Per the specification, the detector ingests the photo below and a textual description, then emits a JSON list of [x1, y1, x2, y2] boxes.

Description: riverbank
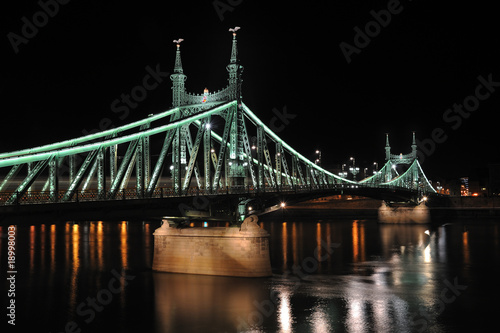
[[261, 195, 500, 220]]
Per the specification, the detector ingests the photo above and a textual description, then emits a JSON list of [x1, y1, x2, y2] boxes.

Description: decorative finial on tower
[[172, 38, 184, 74], [229, 26, 240, 34], [173, 38, 184, 47], [385, 133, 391, 161], [228, 27, 240, 64], [171, 38, 187, 107], [411, 131, 417, 158], [226, 26, 243, 101]]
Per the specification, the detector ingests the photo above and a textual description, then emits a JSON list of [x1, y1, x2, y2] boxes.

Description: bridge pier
[[152, 215, 272, 277], [378, 202, 430, 224]]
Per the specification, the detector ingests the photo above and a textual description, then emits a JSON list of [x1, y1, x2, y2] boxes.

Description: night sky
[[1, 0, 499, 181]]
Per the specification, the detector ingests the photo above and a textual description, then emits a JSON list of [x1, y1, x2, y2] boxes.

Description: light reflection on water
[[0, 219, 499, 332]]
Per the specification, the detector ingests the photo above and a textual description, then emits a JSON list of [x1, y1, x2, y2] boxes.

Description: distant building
[[460, 177, 469, 196], [489, 164, 500, 196]]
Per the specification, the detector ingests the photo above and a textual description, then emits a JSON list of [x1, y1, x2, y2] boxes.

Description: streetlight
[[339, 164, 348, 178], [373, 162, 378, 175], [349, 157, 359, 180], [315, 149, 321, 166]]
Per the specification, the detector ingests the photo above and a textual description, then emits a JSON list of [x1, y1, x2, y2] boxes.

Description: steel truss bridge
[[0, 30, 436, 222]]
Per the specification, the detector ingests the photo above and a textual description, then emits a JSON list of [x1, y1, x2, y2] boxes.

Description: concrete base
[[378, 202, 430, 224], [152, 215, 272, 277]]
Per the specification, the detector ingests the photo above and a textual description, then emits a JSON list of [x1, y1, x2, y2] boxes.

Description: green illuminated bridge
[[0, 30, 436, 222]]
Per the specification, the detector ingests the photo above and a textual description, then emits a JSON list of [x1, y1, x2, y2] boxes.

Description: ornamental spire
[[385, 133, 391, 161], [228, 27, 240, 63], [173, 38, 184, 73], [171, 38, 186, 107], [411, 131, 417, 158], [227, 27, 243, 101]]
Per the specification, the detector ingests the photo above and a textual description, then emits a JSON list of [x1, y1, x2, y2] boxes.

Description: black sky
[[1, 0, 499, 181]]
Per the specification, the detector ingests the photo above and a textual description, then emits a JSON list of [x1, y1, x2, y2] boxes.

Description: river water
[[1, 217, 499, 332]]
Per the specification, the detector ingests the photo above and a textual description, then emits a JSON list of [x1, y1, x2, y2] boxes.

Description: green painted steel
[[0, 29, 436, 208]]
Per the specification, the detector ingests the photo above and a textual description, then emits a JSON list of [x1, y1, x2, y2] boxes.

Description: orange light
[[472, 193, 479, 197]]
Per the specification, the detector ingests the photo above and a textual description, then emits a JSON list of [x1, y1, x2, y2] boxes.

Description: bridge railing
[[0, 182, 425, 206]]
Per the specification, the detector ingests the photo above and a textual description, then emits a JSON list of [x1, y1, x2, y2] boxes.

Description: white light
[[248, 206, 252, 211], [280, 202, 286, 208], [169, 165, 174, 170], [205, 123, 211, 129]]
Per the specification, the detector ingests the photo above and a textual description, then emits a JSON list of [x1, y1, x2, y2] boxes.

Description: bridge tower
[[171, 40, 187, 107], [170, 40, 188, 193], [226, 28, 246, 187], [380, 132, 419, 184]]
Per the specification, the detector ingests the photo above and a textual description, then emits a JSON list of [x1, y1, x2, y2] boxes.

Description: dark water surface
[[1, 218, 499, 332]]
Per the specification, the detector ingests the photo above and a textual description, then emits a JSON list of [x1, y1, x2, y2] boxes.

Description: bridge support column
[[152, 215, 271, 277], [378, 202, 430, 224], [49, 157, 58, 202]]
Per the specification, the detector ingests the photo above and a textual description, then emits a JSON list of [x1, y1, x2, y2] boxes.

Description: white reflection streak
[[312, 305, 331, 333], [373, 299, 389, 332], [278, 290, 292, 333], [347, 298, 365, 333], [423, 244, 431, 263]]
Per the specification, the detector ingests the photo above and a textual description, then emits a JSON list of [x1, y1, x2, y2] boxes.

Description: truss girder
[[6, 157, 52, 204], [0, 100, 435, 206]]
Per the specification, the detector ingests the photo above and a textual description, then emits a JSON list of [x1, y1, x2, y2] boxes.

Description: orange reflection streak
[[30, 225, 36, 274], [352, 220, 366, 262], [352, 221, 359, 262], [65, 223, 70, 273], [50, 224, 56, 274], [144, 223, 151, 267], [292, 222, 298, 265], [463, 231, 470, 264], [97, 221, 104, 269], [89, 222, 96, 269], [316, 223, 322, 271], [282, 222, 287, 270], [120, 221, 128, 269], [69, 223, 80, 311], [40, 224, 46, 273]]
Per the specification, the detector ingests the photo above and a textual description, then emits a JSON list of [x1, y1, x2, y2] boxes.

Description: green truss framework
[[0, 29, 435, 206]]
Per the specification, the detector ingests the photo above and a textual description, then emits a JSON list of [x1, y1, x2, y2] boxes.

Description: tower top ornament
[[173, 38, 184, 47], [229, 27, 240, 35]]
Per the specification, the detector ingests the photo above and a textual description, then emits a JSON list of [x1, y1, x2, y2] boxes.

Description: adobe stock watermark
[[49, 63, 170, 189], [339, 0, 409, 64], [249, 105, 296, 149], [212, 0, 243, 21], [410, 276, 467, 332], [7, 0, 72, 54], [236, 240, 341, 332], [417, 73, 499, 164], [82, 64, 170, 137], [50, 269, 135, 333], [269, 105, 296, 134]]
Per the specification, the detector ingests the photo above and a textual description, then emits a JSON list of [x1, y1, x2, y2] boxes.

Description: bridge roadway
[[0, 183, 429, 223]]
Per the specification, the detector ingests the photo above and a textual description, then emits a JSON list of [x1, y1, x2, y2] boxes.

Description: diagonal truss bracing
[[0, 100, 434, 206]]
